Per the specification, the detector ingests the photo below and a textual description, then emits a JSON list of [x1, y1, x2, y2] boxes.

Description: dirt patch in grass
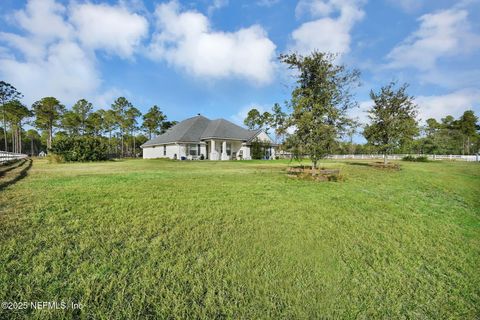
[[287, 166, 344, 181], [369, 162, 401, 170]]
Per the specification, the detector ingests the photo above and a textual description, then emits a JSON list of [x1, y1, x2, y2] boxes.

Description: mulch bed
[[287, 166, 343, 182], [369, 162, 401, 170]]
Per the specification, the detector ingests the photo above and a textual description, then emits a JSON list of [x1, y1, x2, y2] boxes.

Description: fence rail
[[0, 151, 28, 163], [325, 154, 480, 162]]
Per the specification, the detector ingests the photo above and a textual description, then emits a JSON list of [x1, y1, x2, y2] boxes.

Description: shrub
[[46, 154, 64, 163], [250, 139, 271, 160], [402, 155, 429, 162], [50, 136, 109, 162], [415, 156, 429, 162]]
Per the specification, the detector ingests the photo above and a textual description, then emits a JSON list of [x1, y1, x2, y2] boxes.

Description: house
[[141, 114, 276, 160]]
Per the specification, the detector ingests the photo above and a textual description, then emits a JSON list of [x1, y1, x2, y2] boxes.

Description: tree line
[[0, 81, 176, 157], [243, 52, 479, 167]]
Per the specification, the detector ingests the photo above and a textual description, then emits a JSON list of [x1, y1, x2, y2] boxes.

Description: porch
[[206, 140, 250, 160]]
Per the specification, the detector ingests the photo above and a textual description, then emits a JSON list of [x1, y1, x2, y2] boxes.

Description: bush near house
[[50, 136, 109, 162], [250, 138, 271, 159]]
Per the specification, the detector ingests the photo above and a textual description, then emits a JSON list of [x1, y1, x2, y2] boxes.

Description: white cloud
[[0, 41, 100, 106], [207, 0, 229, 15], [416, 89, 480, 121], [0, 0, 148, 106], [231, 104, 268, 125], [290, 0, 365, 55], [386, 8, 480, 70], [70, 2, 148, 58], [12, 0, 73, 42], [348, 99, 371, 125], [256, 0, 280, 7], [386, 0, 421, 13], [148, 1, 277, 84]]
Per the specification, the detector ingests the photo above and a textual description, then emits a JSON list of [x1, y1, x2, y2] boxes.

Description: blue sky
[[0, 0, 479, 129]]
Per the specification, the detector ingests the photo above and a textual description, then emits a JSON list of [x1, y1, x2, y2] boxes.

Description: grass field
[[0, 158, 479, 319]]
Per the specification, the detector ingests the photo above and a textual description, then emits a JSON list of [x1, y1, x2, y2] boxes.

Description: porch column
[[210, 140, 218, 160], [221, 141, 228, 160]]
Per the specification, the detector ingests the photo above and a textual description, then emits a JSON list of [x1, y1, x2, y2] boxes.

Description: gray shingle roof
[[141, 115, 259, 147]]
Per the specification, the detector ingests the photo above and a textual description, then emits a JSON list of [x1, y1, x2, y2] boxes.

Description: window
[[163, 145, 166, 156], [187, 144, 198, 156], [226, 143, 231, 156]]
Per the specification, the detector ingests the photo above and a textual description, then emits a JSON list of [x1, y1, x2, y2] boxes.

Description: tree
[[99, 109, 117, 154], [61, 111, 81, 136], [457, 110, 479, 155], [111, 97, 133, 157], [142, 105, 165, 139], [345, 118, 360, 154], [280, 51, 360, 172], [86, 110, 104, 137], [270, 103, 287, 144], [72, 99, 93, 135], [4, 100, 32, 153], [363, 82, 419, 164], [26, 129, 41, 156], [161, 120, 177, 133], [0, 81, 23, 151], [32, 97, 65, 150], [125, 106, 141, 157], [244, 108, 263, 130], [261, 111, 273, 134]]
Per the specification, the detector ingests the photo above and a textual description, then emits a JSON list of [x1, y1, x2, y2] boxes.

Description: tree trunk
[[48, 126, 52, 150], [467, 136, 470, 155], [31, 138, 34, 156], [312, 159, 317, 176], [121, 133, 124, 158], [19, 127, 22, 154], [12, 126, 17, 153], [2, 110, 7, 152], [133, 130, 136, 158], [383, 153, 387, 164]]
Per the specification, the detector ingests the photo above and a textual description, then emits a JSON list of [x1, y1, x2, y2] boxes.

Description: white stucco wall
[[142, 144, 181, 159], [240, 144, 251, 160], [142, 134, 275, 160]]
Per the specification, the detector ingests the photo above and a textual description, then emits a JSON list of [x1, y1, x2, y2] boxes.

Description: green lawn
[[1, 158, 479, 319]]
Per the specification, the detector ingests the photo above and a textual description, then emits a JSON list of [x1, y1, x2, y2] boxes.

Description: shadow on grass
[[0, 159, 32, 192], [345, 162, 371, 167], [0, 159, 26, 178]]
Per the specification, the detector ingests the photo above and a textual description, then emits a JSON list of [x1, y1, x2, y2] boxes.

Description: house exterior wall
[[142, 144, 181, 159], [255, 131, 273, 143], [142, 133, 275, 160], [247, 132, 276, 159]]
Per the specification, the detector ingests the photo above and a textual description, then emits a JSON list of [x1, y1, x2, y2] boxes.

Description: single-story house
[[141, 114, 276, 160]]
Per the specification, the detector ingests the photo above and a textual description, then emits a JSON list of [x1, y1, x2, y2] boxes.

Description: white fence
[[326, 154, 480, 162], [0, 151, 28, 163]]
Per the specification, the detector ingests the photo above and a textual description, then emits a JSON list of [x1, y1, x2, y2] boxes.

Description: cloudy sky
[[0, 0, 479, 127]]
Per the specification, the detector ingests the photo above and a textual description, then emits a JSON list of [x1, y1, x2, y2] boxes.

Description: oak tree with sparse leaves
[[280, 51, 360, 173], [363, 82, 419, 163]]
